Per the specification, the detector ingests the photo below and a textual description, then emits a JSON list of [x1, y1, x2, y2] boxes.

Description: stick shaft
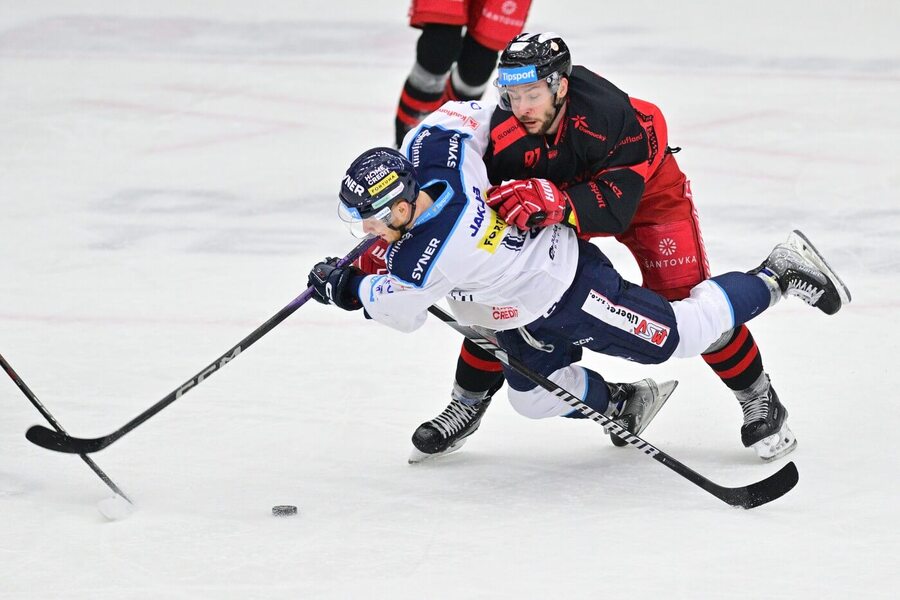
[[1, 352, 132, 501]]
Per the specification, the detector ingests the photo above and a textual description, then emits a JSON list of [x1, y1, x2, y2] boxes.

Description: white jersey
[[358, 101, 579, 333]]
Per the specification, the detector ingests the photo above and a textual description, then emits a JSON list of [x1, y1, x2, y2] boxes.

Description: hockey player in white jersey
[[307, 101, 850, 458]]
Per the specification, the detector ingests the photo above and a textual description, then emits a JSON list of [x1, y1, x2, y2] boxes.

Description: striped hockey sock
[[702, 324, 765, 391]]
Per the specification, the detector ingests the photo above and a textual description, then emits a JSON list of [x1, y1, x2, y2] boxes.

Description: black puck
[[272, 505, 298, 517]]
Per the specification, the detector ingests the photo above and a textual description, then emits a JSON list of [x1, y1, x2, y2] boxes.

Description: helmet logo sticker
[[367, 171, 398, 196], [497, 65, 538, 86], [342, 174, 365, 197]]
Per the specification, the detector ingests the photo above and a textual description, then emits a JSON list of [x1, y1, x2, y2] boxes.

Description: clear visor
[[338, 201, 393, 239], [493, 73, 559, 111]]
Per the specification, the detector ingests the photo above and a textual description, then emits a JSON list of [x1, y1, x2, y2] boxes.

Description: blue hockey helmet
[[338, 147, 419, 224]]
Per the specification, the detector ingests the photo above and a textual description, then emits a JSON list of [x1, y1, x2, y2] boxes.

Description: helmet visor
[[338, 201, 393, 239], [494, 67, 561, 111], [494, 77, 556, 112]]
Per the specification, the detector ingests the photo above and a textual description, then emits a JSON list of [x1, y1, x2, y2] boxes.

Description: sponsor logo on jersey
[[588, 181, 607, 208], [603, 179, 623, 199], [449, 290, 474, 302], [548, 225, 560, 260], [492, 306, 519, 320], [469, 190, 486, 237], [411, 237, 441, 281], [491, 115, 527, 154], [581, 289, 671, 347], [367, 171, 398, 197], [497, 65, 538, 86], [436, 106, 480, 130], [573, 337, 594, 346], [570, 115, 608, 142], [410, 128, 430, 167], [477, 211, 508, 253], [447, 132, 461, 168], [386, 233, 411, 273], [613, 133, 644, 150]]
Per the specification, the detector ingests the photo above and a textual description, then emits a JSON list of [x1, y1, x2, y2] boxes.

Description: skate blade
[[610, 379, 678, 447], [751, 422, 798, 462], [787, 230, 852, 306], [407, 437, 468, 464]]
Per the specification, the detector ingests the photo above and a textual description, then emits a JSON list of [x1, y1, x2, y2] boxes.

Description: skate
[[786, 229, 852, 307], [754, 229, 850, 315], [408, 397, 493, 464], [738, 375, 797, 461], [607, 379, 679, 447]]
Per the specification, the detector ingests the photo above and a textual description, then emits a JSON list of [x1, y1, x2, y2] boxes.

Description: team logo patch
[[581, 289, 671, 347]]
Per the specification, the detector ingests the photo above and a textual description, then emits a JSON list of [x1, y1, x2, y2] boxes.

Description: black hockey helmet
[[496, 32, 572, 87], [495, 32, 572, 111], [338, 147, 419, 235]]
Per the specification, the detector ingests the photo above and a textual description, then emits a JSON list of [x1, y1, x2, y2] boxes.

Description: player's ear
[[557, 77, 569, 100]]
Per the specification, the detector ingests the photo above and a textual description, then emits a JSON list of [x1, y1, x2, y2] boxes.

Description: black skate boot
[[738, 374, 796, 461], [753, 230, 851, 315], [607, 379, 679, 447], [408, 383, 498, 463]]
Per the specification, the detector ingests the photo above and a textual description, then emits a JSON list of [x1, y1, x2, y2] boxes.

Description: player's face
[[507, 82, 557, 135], [362, 204, 404, 243]]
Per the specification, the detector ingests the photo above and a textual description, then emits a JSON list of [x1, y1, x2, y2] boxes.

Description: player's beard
[[522, 103, 561, 136]]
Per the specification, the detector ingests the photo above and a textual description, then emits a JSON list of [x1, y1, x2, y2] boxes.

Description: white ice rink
[[2, 1, 898, 598]]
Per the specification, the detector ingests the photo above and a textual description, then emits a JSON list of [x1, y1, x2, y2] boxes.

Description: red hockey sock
[[701, 324, 765, 391], [455, 338, 504, 396]]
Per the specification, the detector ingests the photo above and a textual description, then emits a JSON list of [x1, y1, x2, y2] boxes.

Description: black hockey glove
[[307, 258, 363, 311]]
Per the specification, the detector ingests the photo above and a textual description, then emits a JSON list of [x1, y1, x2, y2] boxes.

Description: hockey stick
[[25, 237, 377, 455], [426, 305, 798, 509], [1, 352, 132, 502]]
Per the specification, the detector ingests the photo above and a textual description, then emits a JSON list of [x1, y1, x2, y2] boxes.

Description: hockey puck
[[272, 505, 298, 517]]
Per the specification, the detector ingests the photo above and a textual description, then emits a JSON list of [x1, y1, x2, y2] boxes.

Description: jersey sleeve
[[357, 270, 455, 333], [563, 103, 651, 236]]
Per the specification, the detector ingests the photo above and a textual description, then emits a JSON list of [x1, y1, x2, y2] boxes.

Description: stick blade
[[26, 425, 107, 454], [721, 461, 799, 509]]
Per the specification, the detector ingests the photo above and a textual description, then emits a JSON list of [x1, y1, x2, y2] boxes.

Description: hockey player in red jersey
[[402, 32, 805, 463], [394, 0, 532, 148]]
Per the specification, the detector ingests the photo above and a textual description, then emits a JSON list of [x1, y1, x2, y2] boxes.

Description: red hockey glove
[[353, 237, 389, 274], [486, 178, 568, 229]]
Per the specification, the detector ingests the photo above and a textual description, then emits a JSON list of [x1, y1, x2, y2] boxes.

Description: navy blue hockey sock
[[710, 272, 771, 326]]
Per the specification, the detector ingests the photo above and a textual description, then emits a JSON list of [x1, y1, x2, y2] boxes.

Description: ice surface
[[1, 1, 898, 598]]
